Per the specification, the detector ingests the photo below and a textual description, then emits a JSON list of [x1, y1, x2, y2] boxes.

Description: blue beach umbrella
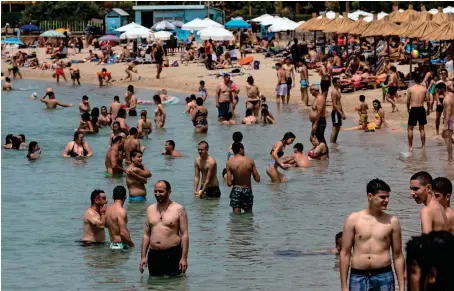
[[20, 24, 40, 32], [225, 19, 251, 29], [2, 38, 24, 45]]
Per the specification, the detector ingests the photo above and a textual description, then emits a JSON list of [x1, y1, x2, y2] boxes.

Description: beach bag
[[253, 60, 260, 70]]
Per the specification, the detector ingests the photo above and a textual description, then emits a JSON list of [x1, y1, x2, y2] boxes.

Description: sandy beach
[[3, 46, 443, 141]]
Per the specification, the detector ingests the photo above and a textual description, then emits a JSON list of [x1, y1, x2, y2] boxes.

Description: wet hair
[[293, 143, 304, 152], [389, 66, 397, 72], [82, 95, 89, 101], [117, 108, 126, 119], [245, 108, 253, 117], [153, 95, 162, 104], [112, 135, 123, 144], [261, 108, 270, 117], [156, 180, 171, 192], [413, 72, 422, 84], [310, 131, 329, 156], [91, 107, 100, 118], [18, 134, 25, 142], [247, 75, 254, 85], [73, 131, 83, 141], [130, 149, 142, 158], [127, 85, 134, 93], [196, 97, 204, 106], [190, 94, 197, 101], [436, 82, 447, 91], [359, 95, 366, 102], [261, 103, 268, 110], [5, 77, 11, 82], [335, 231, 343, 242], [113, 186, 127, 200], [114, 95, 120, 102], [28, 141, 38, 153], [232, 132, 243, 143], [372, 99, 382, 110], [200, 80, 205, 85], [411, 171, 433, 186], [5, 134, 13, 145], [198, 141, 209, 149], [224, 111, 233, 121], [90, 189, 105, 204], [433, 177, 453, 196], [275, 62, 282, 68], [11, 136, 20, 149], [48, 92, 55, 98], [129, 127, 138, 135], [282, 132, 296, 143], [366, 178, 391, 195], [166, 140, 175, 149], [81, 112, 91, 121], [232, 142, 244, 154], [141, 110, 147, 117], [332, 77, 340, 85], [185, 97, 191, 103]]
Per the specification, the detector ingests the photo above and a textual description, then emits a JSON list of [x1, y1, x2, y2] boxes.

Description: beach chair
[[239, 56, 254, 71]]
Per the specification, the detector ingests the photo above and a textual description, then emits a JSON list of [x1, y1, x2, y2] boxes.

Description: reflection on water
[[2, 79, 452, 290]]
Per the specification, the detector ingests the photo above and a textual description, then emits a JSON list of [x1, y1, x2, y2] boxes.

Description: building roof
[[111, 8, 129, 16], [133, 5, 206, 11]]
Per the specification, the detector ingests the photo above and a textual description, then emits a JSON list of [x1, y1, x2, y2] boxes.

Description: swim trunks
[[129, 196, 146, 202], [436, 96, 444, 113], [147, 245, 182, 276], [387, 86, 398, 96], [408, 106, 427, 127], [218, 101, 230, 118], [331, 110, 342, 127], [110, 242, 129, 250], [286, 77, 292, 91], [448, 115, 454, 131], [349, 265, 395, 291], [300, 80, 308, 89], [56, 68, 64, 76], [201, 186, 221, 198], [311, 117, 326, 137], [276, 83, 288, 96], [320, 79, 331, 93], [229, 186, 253, 210]]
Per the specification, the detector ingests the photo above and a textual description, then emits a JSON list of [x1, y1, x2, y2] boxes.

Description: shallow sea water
[[2, 79, 453, 291]]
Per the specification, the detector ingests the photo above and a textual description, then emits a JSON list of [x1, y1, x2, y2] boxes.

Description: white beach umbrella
[[154, 31, 172, 40], [152, 20, 176, 31], [181, 18, 206, 30], [171, 20, 184, 28], [444, 6, 454, 14], [120, 27, 154, 39], [201, 18, 224, 28], [115, 22, 149, 32], [348, 10, 372, 20], [198, 27, 234, 41], [260, 16, 284, 26], [429, 8, 439, 14], [268, 18, 299, 32], [251, 14, 273, 22], [317, 11, 342, 19]]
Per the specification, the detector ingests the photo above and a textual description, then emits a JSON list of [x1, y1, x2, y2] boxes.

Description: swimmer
[[30, 92, 37, 100], [124, 127, 146, 164], [109, 95, 122, 120], [194, 141, 220, 198], [308, 132, 329, 161], [282, 143, 310, 167], [191, 97, 208, 133], [105, 136, 125, 176], [242, 108, 257, 124], [18, 134, 27, 148], [125, 150, 152, 201], [199, 80, 208, 101], [114, 108, 129, 134], [78, 112, 96, 134], [98, 106, 112, 127], [63, 131, 93, 158], [110, 122, 127, 146], [40, 90, 73, 109], [125, 85, 137, 117], [267, 132, 295, 183], [245, 76, 261, 117], [2, 77, 12, 91], [3, 134, 13, 149], [153, 95, 166, 129], [8, 136, 22, 150], [137, 110, 152, 138], [26, 141, 41, 160], [226, 142, 260, 214], [433, 177, 454, 234], [97, 68, 112, 86], [223, 131, 243, 180], [69, 62, 81, 86], [81, 189, 107, 245], [105, 186, 134, 249], [79, 95, 91, 114], [160, 89, 171, 102], [221, 112, 236, 125], [162, 140, 184, 157]]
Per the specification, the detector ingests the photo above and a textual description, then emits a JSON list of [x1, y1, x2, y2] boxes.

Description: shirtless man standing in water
[[441, 83, 454, 162], [410, 171, 448, 234], [407, 73, 429, 151], [126, 150, 152, 202], [215, 74, 233, 120], [105, 186, 135, 249], [282, 57, 295, 105], [137, 110, 152, 138], [105, 136, 125, 177], [319, 57, 331, 99], [139, 180, 189, 276], [79, 95, 90, 114], [309, 85, 327, 139], [275, 63, 287, 110], [194, 141, 220, 198], [40, 91, 73, 109], [124, 127, 145, 164], [81, 189, 107, 245], [109, 96, 122, 120], [340, 179, 405, 291], [330, 78, 346, 143], [226, 142, 260, 214]]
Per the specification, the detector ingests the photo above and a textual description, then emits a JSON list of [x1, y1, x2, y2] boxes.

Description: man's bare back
[[105, 201, 134, 247], [110, 102, 122, 119], [421, 199, 448, 234], [408, 84, 427, 108], [226, 155, 259, 187]]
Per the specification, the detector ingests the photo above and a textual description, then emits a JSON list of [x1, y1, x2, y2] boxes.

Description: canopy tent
[[317, 11, 342, 20], [225, 18, 250, 29], [151, 20, 175, 31], [181, 18, 204, 30], [153, 31, 172, 40], [250, 14, 273, 23], [40, 30, 65, 37], [100, 35, 120, 42], [268, 18, 299, 32], [323, 12, 354, 33], [20, 24, 40, 32], [2, 38, 24, 45], [432, 8, 448, 25], [198, 27, 234, 41], [171, 20, 184, 28], [115, 22, 148, 32], [120, 27, 154, 39]]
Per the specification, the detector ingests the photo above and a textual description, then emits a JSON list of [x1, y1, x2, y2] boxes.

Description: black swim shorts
[[147, 245, 182, 276], [312, 117, 327, 137], [286, 77, 292, 90], [202, 186, 221, 198], [218, 101, 230, 118], [388, 86, 398, 96], [320, 79, 331, 93], [408, 106, 427, 127], [331, 110, 342, 127], [229, 186, 253, 210]]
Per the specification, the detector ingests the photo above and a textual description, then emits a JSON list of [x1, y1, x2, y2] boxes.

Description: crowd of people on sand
[[4, 25, 454, 290]]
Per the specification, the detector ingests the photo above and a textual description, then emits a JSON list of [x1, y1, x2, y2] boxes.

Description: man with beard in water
[[139, 180, 189, 276], [126, 150, 152, 202], [105, 136, 125, 177], [80, 189, 107, 246]]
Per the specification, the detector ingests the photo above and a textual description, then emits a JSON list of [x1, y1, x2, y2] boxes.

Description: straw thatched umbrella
[[341, 17, 368, 34], [323, 12, 354, 33], [421, 15, 454, 41], [388, 5, 402, 23], [417, 5, 429, 23], [407, 15, 440, 39], [298, 13, 335, 52], [394, 4, 420, 23], [384, 15, 419, 37], [296, 13, 318, 31], [432, 7, 448, 25]]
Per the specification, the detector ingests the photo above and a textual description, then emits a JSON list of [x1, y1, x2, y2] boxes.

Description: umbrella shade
[[340, 18, 368, 34], [2, 38, 24, 45], [99, 35, 120, 42], [171, 20, 184, 28], [115, 22, 149, 32], [198, 27, 234, 41], [296, 13, 318, 31], [152, 20, 175, 31], [348, 10, 372, 21], [225, 19, 250, 29], [251, 14, 273, 22], [421, 21, 454, 41], [323, 13, 354, 33], [20, 24, 40, 32], [40, 30, 65, 37], [407, 20, 440, 39], [300, 14, 334, 31], [120, 28, 154, 40], [388, 6, 402, 22], [268, 19, 299, 32], [432, 8, 448, 25], [154, 31, 172, 40]]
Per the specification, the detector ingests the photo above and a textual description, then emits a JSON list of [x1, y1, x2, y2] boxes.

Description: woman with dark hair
[[153, 95, 166, 129], [98, 106, 111, 127], [221, 111, 236, 125], [91, 107, 100, 127], [261, 108, 276, 124], [27, 141, 41, 160], [114, 108, 129, 134], [11, 136, 22, 150], [246, 76, 261, 117], [63, 131, 92, 158], [370, 99, 388, 129], [242, 108, 257, 124], [110, 121, 126, 146], [266, 132, 295, 183], [78, 112, 95, 134], [4, 134, 13, 149], [191, 97, 208, 133], [308, 132, 329, 160]]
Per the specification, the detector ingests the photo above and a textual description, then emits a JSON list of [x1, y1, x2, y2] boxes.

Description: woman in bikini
[[63, 131, 93, 158], [308, 132, 329, 161], [368, 99, 388, 130], [153, 95, 166, 129], [137, 110, 152, 138], [246, 76, 261, 117], [261, 108, 276, 124], [114, 108, 129, 134], [27, 141, 41, 160], [98, 106, 112, 127], [266, 132, 295, 183], [191, 97, 208, 133]]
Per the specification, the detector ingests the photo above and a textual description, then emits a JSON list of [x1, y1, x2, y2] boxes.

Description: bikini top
[[270, 142, 285, 157], [195, 110, 208, 119], [69, 141, 88, 157]]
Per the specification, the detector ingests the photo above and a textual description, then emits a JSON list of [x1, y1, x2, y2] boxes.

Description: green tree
[[22, 2, 103, 23]]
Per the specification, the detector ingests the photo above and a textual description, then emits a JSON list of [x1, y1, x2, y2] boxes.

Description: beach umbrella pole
[[374, 36, 377, 72]]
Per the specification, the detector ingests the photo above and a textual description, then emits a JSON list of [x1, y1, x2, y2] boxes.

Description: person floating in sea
[[194, 141, 220, 198], [139, 180, 189, 276], [433, 177, 454, 234], [162, 140, 184, 157], [81, 189, 107, 246], [40, 89, 73, 109], [340, 178, 405, 291], [105, 186, 135, 249], [126, 150, 151, 202], [26, 141, 41, 160]]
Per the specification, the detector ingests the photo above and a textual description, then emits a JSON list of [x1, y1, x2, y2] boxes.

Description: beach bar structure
[[105, 8, 130, 36], [133, 5, 224, 29]]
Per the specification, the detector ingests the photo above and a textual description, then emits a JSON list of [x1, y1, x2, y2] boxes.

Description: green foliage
[[352, 2, 360, 10], [22, 2, 103, 23], [325, 1, 340, 12]]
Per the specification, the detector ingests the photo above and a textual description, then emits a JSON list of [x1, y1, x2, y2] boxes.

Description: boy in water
[[3, 77, 12, 91], [356, 95, 368, 130], [199, 80, 208, 101], [433, 177, 454, 234]]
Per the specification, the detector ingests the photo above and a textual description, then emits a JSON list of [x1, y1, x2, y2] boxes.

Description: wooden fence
[[38, 20, 103, 34]]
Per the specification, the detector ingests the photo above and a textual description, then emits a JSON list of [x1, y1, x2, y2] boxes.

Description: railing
[[38, 20, 103, 34]]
